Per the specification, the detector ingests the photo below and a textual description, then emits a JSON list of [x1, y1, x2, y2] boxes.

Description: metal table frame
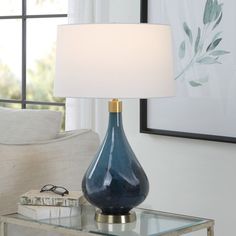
[[0, 208, 214, 236]]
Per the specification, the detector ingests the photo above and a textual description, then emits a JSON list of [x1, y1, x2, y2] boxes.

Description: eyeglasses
[[40, 184, 69, 196]]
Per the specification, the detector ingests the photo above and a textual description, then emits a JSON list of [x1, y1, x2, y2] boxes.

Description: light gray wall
[[122, 100, 236, 236], [97, 99, 236, 236], [96, 1, 236, 236]]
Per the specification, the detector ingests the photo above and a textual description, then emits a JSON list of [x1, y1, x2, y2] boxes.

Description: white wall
[[97, 100, 236, 236]]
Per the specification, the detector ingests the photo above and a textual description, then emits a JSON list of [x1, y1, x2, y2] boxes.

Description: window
[[0, 0, 67, 127]]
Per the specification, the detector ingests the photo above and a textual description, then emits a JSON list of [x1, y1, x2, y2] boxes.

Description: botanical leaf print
[[203, 0, 213, 25], [212, 12, 222, 30], [176, 0, 230, 87], [209, 50, 229, 56], [212, 31, 222, 42], [189, 81, 202, 87], [194, 28, 201, 54], [183, 22, 193, 44], [206, 38, 222, 51], [196, 56, 221, 64], [179, 41, 186, 59]]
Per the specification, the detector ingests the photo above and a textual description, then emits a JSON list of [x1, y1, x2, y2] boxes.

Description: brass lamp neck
[[109, 99, 122, 113]]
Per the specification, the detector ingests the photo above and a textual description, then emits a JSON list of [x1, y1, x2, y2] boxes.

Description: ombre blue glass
[[82, 111, 149, 215]]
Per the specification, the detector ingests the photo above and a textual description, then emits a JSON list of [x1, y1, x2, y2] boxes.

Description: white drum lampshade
[[54, 24, 174, 98]]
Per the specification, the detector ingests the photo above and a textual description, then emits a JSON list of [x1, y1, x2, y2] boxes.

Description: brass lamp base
[[95, 210, 136, 224]]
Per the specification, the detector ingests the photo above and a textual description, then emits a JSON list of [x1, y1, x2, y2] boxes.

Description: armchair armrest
[[0, 129, 99, 215]]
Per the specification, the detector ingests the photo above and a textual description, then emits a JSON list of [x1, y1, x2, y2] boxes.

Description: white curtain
[[66, 0, 109, 132]]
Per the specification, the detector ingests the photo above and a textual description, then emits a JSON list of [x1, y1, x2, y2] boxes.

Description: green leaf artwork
[[194, 28, 201, 54], [213, 12, 222, 30], [206, 38, 222, 51], [197, 56, 221, 64], [203, 0, 213, 25], [212, 31, 222, 42], [209, 50, 229, 56], [179, 41, 186, 59], [183, 22, 193, 44], [176, 0, 230, 87], [189, 76, 209, 87], [189, 81, 202, 87]]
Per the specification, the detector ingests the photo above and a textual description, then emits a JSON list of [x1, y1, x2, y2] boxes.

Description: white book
[[20, 190, 86, 207], [18, 204, 81, 220]]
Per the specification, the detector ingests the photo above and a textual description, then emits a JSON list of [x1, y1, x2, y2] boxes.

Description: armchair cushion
[[0, 107, 62, 144]]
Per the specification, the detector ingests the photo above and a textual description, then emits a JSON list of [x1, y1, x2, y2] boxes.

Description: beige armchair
[[0, 129, 99, 216]]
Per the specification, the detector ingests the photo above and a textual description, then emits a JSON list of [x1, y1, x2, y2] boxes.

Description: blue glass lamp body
[[82, 111, 149, 215]]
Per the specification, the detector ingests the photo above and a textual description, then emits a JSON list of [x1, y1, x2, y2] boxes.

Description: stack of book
[[18, 190, 85, 220]]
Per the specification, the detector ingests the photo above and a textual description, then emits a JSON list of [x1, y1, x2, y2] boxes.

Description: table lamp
[[54, 24, 174, 224]]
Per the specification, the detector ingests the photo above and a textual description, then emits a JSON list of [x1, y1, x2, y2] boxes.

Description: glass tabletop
[[4, 205, 211, 236]]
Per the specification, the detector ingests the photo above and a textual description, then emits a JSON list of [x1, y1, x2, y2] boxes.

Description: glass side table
[[0, 205, 214, 236]]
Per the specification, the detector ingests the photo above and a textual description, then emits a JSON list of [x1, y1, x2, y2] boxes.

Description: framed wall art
[[140, 0, 236, 143]]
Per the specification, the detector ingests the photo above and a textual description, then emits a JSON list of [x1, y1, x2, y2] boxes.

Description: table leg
[[207, 226, 214, 236], [0, 222, 6, 236]]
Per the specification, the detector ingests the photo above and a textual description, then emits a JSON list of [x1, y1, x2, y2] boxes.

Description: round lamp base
[[95, 210, 136, 224]]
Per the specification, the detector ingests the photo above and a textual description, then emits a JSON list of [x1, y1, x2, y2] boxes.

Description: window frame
[[0, 0, 67, 109]]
